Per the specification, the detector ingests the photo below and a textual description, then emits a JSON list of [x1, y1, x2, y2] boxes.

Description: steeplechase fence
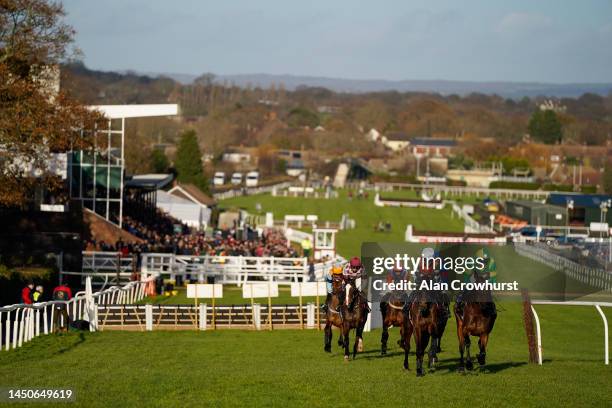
[[0, 280, 150, 351], [97, 303, 325, 331]]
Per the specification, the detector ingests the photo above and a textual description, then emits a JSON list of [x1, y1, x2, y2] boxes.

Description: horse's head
[[331, 275, 343, 295]]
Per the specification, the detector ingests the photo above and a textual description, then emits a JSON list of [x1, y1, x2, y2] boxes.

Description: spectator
[[52, 284, 72, 333], [21, 282, 34, 304], [32, 285, 44, 302]]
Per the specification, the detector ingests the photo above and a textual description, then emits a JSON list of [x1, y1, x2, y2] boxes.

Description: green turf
[[1, 303, 610, 407], [220, 190, 464, 257]]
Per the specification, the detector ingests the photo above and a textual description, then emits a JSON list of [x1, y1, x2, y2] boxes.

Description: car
[[230, 172, 243, 185], [213, 172, 225, 186], [245, 171, 259, 187]]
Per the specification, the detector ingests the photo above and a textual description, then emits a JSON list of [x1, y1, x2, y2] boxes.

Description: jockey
[[456, 247, 496, 317], [381, 265, 410, 305], [340, 257, 365, 314], [414, 247, 437, 288], [321, 261, 344, 312]]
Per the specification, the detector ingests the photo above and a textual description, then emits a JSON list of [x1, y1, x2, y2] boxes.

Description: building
[[383, 132, 411, 151], [547, 193, 612, 226], [222, 151, 251, 164], [446, 169, 498, 187], [505, 200, 567, 227], [410, 138, 457, 158]]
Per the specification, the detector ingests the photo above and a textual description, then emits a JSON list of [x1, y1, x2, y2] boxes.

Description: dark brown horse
[[380, 292, 411, 355], [403, 290, 448, 376], [324, 277, 369, 360], [454, 289, 497, 372]]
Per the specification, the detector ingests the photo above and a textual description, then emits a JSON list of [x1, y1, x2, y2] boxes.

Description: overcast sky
[[62, 0, 612, 83]]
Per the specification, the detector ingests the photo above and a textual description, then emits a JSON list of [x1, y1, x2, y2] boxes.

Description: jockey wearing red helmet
[[343, 256, 364, 281]]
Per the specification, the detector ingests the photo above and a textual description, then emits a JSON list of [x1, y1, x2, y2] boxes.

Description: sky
[[62, 0, 612, 83]]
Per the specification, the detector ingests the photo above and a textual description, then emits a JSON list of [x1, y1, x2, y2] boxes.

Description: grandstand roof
[[88, 104, 179, 119], [125, 174, 174, 189]]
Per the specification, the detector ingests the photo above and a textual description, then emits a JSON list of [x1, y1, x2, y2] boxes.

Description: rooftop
[[411, 137, 457, 147]]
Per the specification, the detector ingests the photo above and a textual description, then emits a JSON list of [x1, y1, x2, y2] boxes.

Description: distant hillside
[[149, 72, 612, 98]]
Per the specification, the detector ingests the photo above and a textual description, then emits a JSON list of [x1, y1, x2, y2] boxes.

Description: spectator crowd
[[85, 211, 300, 259]]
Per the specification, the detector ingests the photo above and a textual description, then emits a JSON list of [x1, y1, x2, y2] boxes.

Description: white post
[[5, 313, 11, 351], [595, 305, 609, 365], [13, 309, 20, 349], [145, 304, 153, 331], [306, 303, 315, 328], [199, 304, 207, 331], [531, 305, 543, 365], [253, 303, 261, 330]]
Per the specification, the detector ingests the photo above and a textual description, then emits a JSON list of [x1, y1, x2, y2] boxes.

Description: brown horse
[[380, 291, 411, 355], [324, 276, 346, 353], [403, 290, 448, 376], [454, 289, 497, 372], [324, 277, 369, 360]]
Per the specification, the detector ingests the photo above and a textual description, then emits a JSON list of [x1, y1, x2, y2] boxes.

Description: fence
[[212, 182, 292, 201], [141, 253, 310, 285], [97, 303, 324, 331], [514, 243, 612, 292], [530, 300, 611, 365], [0, 280, 150, 351]]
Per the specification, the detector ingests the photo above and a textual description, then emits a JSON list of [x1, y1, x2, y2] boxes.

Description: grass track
[[1, 304, 611, 407], [219, 191, 464, 256]]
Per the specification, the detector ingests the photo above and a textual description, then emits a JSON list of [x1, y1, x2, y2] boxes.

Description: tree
[[0, 0, 103, 206], [175, 130, 208, 192], [528, 109, 563, 144], [149, 149, 169, 173]]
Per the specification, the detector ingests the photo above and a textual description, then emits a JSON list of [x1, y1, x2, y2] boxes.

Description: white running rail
[[0, 279, 150, 352]]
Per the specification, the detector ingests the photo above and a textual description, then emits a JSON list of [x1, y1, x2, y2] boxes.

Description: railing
[[141, 253, 309, 285], [0, 279, 150, 351], [97, 304, 320, 331], [212, 182, 292, 201], [514, 243, 612, 292], [82, 251, 135, 276]]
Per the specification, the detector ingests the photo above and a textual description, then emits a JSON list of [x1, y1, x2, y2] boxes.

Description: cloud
[[497, 12, 553, 35]]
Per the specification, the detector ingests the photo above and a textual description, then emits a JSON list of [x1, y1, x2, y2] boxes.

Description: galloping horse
[[324, 276, 370, 360], [403, 290, 448, 376], [380, 291, 411, 355], [454, 287, 497, 372]]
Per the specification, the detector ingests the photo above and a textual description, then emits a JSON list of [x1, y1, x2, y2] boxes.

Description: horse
[[403, 290, 448, 376], [380, 291, 411, 355], [323, 276, 347, 353], [324, 276, 370, 360], [454, 287, 497, 372]]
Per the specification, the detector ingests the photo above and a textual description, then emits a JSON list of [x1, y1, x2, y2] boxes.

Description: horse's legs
[[457, 324, 466, 373], [415, 329, 428, 377], [343, 325, 351, 361], [338, 330, 344, 347], [381, 322, 389, 355], [355, 324, 364, 354], [465, 335, 473, 370], [324, 322, 332, 353], [428, 336, 438, 370], [478, 333, 489, 367], [403, 323, 412, 370]]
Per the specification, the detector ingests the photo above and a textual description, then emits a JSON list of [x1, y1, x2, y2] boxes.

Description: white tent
[[156, 190, 210, 229]]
